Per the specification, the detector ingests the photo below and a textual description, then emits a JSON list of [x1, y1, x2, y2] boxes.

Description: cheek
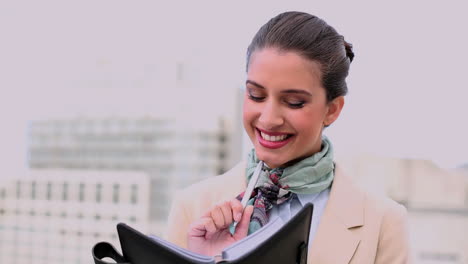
[[290, 109, 325, 135], [242, 99, 255, 129]]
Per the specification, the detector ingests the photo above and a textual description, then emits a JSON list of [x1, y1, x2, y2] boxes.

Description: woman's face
[[243, 47, 343, 168]]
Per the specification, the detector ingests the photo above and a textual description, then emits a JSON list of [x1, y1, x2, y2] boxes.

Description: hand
[[187, 199, 254, 256]]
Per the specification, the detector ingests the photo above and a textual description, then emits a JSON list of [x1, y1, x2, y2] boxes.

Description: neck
[[275, 140, 324, 169]]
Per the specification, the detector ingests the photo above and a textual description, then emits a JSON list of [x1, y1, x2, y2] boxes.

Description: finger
[[210, 205, 225, 229], [233, 205, 254, 239], [202, 217, 218, 240], [230, 199, 243, 222], [188, 216, 216, 238], [187, 219, 207, 238], [220, 201, 233, 227]]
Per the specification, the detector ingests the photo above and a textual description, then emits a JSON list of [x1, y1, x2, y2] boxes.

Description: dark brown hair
[[246, 11, 354, 102]]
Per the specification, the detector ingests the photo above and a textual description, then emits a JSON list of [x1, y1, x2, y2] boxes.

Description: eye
[[285, 100, 305, 109], [246, 88, 266, 102], [248, 94, 265, 102]]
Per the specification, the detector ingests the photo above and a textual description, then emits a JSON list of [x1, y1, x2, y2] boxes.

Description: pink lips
[[256, 128, 293, 149]]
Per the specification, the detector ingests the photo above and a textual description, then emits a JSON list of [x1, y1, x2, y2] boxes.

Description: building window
[[96, 183, 102, 203], [218, 134, 226, 143], [113, 184, 120, 203], [16, 181, 21, 199], [62, 182, 68, 201], [420, 252, 460, 262], [218, 150, 226, 159], [31, 181, 36, 199], [46, 182, 52, 200], [0, 188, 5, 199], [79, 183, 85, 202], [130, 184, 138, 204]]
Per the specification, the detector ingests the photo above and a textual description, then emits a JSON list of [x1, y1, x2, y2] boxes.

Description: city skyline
[[2, 1, 468, 174]]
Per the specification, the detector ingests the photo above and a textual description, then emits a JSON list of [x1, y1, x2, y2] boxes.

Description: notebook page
[[221, 217, 284, 260]]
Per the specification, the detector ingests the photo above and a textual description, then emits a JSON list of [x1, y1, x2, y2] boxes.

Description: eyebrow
[[246, 80, 312, 96]]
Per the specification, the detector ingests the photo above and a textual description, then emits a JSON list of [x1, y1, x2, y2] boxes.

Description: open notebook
[[116, 203, 313, 264]]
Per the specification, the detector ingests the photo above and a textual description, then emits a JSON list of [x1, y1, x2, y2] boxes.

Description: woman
[[165, 11, 411, 263]]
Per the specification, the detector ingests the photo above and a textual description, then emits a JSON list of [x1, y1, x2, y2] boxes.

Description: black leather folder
[[93, 203, 313, 264]]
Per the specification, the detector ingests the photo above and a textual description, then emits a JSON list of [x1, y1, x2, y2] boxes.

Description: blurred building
[[458, 163, 468, 171], [28, 116, 231, 177], [0, 116, 238, 264], [0, 170, 150, 264], [338, 155, 468, 264], [27, 116, 233, 227]]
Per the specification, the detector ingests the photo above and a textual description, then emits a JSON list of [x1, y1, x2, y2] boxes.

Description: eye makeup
[[246, 86, 309, 108], [246, 87, 265, 102], [284, 99, 306, 108]]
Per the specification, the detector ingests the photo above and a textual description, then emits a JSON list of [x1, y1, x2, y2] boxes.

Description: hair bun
[[344, 41, 354, 62]]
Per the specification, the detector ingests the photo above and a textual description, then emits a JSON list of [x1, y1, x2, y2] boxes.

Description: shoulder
[[369, 193, 407, 219], [364, 192, 411, 262], [362, 190, 409, 240], [172, 161, 247, 220], [178, 161, 246, 200], [363, 186, 409, 231], [333, 165, 411, 262], [334, 163, 407, 223]]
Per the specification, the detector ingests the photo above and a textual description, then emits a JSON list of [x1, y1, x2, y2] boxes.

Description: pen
[[232, 160, 264, 230]]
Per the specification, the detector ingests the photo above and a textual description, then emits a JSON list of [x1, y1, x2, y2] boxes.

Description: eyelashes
[[247, 94, 306, 109], [287, 101, 305, 109], [248, 94, 264, 102]]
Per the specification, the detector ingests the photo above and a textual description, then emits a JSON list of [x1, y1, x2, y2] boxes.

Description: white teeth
[[260, 132, 288, 142]]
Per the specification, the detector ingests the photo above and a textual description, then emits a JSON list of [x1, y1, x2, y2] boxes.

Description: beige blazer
[[165, 162, 411, 263]]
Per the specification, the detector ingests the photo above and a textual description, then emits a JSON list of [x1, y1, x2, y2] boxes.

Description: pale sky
[[1, 0, 467, 175]]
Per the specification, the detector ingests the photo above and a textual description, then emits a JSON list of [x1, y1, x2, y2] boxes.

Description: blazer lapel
[[308, 165, 365, 263]]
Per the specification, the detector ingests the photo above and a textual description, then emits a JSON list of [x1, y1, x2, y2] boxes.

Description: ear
[[324, 96, 345, 126]]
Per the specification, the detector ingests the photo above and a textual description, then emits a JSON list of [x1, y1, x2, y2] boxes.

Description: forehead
[[247, 48, 323, 92]]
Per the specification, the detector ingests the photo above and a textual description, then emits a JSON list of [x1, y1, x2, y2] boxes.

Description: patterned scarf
[[235, 136, 335, 234]]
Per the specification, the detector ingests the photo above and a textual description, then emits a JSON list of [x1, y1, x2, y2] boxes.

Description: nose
[[258, 100, 284, 129]]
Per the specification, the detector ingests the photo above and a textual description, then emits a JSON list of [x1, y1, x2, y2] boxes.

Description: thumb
[[233, 205, 254, 239]]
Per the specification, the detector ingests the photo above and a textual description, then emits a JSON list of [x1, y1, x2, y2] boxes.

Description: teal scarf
[[243, 136, 335, 233]]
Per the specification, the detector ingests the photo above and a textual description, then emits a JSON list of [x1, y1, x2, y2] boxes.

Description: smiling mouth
[[256, 128, 294, 142]]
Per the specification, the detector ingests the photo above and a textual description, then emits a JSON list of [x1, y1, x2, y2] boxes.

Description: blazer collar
[[308, 164, 365, 263]]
